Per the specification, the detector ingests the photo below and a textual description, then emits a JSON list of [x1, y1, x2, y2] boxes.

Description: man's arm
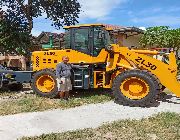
[[71, 64, 80, 69], [56, 63, 61, 79], [71, 64, 88, 69]]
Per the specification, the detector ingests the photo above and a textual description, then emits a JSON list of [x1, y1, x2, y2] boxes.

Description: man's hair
[[62, 56, 69, 60]]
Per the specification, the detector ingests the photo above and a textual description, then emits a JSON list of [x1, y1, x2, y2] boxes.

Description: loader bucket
[[160, 52, 180, 97], [141, 52, 180, 97]]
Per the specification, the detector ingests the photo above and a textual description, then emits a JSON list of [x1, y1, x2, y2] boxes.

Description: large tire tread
[[31, 69, 58, 98], [112, 70, 161, 107]]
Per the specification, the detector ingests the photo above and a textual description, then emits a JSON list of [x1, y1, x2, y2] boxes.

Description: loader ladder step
[[73, 70, 84, 88]]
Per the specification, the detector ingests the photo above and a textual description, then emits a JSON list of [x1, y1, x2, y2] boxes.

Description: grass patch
[[0, 91, 20, 98], [21, 112, 180, 140], [0, 89, 112, 115]]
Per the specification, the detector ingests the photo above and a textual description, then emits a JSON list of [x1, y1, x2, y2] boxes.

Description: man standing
[[56, 56, 77, 100]]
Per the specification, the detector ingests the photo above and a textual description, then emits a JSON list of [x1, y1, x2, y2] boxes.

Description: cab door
[[93, 27, 107, 56], [72, 27, 91, 55]]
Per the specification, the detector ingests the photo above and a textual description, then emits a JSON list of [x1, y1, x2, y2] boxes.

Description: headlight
[[4, 73, 12, 79]]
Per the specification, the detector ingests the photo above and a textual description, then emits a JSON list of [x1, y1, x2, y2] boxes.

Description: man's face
[[62, 57, 69, 63]]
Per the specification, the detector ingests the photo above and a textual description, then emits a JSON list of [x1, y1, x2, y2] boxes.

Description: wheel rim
[[120, 77, 150, 100], [36, 75, 55, 93]]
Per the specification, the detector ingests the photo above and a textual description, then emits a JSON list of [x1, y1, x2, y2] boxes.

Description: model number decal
[[44, 52, 55, 55], [135, 57, 157, 70]]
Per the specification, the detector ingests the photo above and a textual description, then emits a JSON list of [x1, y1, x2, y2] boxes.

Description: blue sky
[[31, 0, 180, 36]]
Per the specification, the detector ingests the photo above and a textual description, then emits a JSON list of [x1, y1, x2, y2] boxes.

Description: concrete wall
[[122, 34, 143, 48]]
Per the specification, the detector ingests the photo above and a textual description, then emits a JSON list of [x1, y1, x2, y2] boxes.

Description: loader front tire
[[112, 70, 160, 107], [32, 69, 58, 98]]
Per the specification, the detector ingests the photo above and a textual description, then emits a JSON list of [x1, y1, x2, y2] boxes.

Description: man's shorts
[[57, 77, 72, 92]]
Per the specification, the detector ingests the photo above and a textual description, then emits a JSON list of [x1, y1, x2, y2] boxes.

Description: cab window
[[94, 27, 106, 56], [74, 28, 89, 53], [64, 29, 71, 49]]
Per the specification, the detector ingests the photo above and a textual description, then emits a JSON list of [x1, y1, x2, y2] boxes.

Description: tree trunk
[[27, 0, 33, 33]]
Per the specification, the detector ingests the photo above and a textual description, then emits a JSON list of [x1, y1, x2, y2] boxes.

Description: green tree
[[0, 0, 81, 32], [0, 0, 81, 54], [0, 12, 31, 54], [140, 26, 180, 51]]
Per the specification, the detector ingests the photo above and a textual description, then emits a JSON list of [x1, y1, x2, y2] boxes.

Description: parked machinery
[[28, 24, 180, 107], [1, 24, 179, 106], [0, 64, 23, 91]]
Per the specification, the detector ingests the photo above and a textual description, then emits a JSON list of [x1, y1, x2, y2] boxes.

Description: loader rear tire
[[32, 69, 58, 98], [112, 70, 160, 107]]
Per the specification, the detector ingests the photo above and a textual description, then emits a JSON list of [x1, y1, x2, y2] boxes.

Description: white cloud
[[30, 0, 128, 21], [139, 27, 146, 30], [151, 8, 162, 13], [31, 29, 42, 36], [78, 0, 128, 21], [23, 0, 28, 5], [131, 15, 180, 26], [128, 6, 180, 27], [167, 7, 180, 12], [31, 0, 128, 35], [1, 6, 8, 11], [135, 7, 162, 16], [127, 11, 133, 16], [52, 29, 65, 34]]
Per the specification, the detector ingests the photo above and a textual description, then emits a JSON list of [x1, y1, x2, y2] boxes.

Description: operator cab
[[63, 24, 110, 56]]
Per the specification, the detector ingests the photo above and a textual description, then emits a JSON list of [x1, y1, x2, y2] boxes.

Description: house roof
[[63, 23, 144, 34], [31, 24, 144, 49], [63, 23, 125, 30], [64, 23, 104, 29], [110, 26, 144, 35], [32, 32, 65, 46], [36, 32, 61, 41]]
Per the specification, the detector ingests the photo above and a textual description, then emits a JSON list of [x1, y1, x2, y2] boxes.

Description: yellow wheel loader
[[29, 24, 180, 107]]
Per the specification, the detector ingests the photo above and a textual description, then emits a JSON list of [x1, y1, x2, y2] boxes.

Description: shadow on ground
[[144, 92, 180, 108], [67, 89, 180, 108], [114, 91, 180, 108], [159, 92, 180, 104], [70, 89, 113, 98], [1, 86, 180, 109]]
